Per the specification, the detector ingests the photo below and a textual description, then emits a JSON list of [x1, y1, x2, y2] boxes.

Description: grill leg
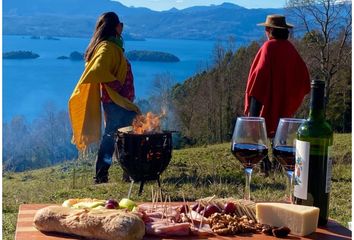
[[157, 177, 161, 188], [138, 181, 145, 195], [157, 177, 163, 200]]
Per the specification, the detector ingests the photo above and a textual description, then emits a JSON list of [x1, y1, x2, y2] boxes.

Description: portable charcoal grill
[[115, 130, 173, 195]]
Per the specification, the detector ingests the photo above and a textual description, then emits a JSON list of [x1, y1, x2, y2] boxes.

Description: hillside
[[3, 133, 351, 239], [3, 0, 282, 40]]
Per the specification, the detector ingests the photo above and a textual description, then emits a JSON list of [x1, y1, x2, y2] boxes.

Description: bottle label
[[294, 140, 310, 200], [326, 146, 333, 193]]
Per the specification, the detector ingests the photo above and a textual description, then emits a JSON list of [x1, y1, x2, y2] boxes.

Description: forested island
[[3, 51, 40, 59], [31, 35, 60, 40], [57, 51, 84, 60], [44, 36, 60, 40], [57, 50, 179, 62], [126, 50, 180, 62]]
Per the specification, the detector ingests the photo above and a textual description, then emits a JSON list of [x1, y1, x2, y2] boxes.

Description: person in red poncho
[[244, 15, 310, 175]]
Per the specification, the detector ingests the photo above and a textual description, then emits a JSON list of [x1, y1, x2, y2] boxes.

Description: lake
[[3, 35, 216, 122]]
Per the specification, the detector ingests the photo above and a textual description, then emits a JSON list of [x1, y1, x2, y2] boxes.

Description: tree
[[3, 116, 30, 171], [286, 0, 352, 105], [171, 41, 260, 145], [3, 103, 78, 172]]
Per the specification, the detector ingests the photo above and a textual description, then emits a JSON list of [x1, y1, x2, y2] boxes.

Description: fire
[[132, 112, 162, 134]]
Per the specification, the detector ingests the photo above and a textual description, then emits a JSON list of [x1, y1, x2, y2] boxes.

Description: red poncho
[[244, 39, 310, 137]]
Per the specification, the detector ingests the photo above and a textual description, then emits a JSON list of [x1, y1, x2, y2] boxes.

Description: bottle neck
[[308, 85, 325, 121]]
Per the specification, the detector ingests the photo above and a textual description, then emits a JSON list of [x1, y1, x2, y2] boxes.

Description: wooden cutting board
[[15, 204, 351, 240]]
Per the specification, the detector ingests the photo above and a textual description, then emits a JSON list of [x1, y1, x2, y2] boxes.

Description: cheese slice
[[256, 203, 319, 236]]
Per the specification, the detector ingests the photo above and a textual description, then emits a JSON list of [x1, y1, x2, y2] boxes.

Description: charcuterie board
[[15, 204, 351, 240]]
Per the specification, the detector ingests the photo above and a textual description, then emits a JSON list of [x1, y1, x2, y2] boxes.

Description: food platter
[[15, 203, 351, 240]]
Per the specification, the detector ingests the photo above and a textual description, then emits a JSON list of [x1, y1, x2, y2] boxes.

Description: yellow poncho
[[68, 41, 140, 150]]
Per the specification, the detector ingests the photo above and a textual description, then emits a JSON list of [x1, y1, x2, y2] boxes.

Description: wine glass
[[231, 117, 268, 200], [273, 118, 305, 203]]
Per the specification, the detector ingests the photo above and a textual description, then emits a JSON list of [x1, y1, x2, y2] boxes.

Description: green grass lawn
[[3, 133, 351, 239]]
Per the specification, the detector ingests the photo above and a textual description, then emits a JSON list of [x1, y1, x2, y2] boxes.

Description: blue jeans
[[95, 103, 137, 182]]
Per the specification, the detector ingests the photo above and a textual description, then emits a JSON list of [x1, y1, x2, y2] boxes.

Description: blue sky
[[116, 0, 287, 11]]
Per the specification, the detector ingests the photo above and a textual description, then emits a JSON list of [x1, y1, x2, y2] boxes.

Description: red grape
[[105, 203, 116, 209], [204, 204, 221, 218], [106, 199, 118, 208], [224, 202, 236, 214], [191, 204, 204, 213]]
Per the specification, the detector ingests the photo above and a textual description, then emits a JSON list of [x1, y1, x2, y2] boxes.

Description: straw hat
[[257, 14, 294, 29]]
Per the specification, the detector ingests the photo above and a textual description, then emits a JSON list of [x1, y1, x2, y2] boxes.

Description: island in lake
[[3, 51, 40, 59], [44, 36, 60, 40], [29, 35, 60, 40], [126, 50, 180, 62], [57, 51, 84, 61], [57, 50, 179, 63], [57, 56, 69, 60]]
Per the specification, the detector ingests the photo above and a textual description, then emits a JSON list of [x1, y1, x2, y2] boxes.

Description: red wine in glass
[[273, 145, 295, 171], [232, 143, 268, 168], [231, 117, 268, 200], [273, 118, 305, 203]]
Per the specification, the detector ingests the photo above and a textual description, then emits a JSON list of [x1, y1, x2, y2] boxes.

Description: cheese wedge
[[256, 203, 319, 236]]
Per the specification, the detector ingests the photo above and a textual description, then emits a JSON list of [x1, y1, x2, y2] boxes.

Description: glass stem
[[244, 168, 253, 200], [127, 180, 134, 199], [286, 170, 294, 204]]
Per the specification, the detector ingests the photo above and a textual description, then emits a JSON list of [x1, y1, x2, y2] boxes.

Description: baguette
[[33, 206, 145, 240]]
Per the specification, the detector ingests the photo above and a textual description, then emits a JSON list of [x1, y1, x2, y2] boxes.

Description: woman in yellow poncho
[[68, 12, 140, 184]]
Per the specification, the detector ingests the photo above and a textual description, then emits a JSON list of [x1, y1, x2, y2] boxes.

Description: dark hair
[[85, 12, 121, 62], [269, 27, 289, 40]]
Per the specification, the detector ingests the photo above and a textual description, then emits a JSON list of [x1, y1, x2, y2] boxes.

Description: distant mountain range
[[3, 0, 284, 40]]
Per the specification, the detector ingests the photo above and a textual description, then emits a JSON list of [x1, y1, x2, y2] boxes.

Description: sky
[[116, 0, 287, 11]]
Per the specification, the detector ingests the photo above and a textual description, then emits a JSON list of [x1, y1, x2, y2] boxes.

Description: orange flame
[[132, 112, 163, 134]]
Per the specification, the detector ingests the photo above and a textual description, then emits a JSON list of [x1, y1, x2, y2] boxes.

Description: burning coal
[[132, 112, 165, 134]]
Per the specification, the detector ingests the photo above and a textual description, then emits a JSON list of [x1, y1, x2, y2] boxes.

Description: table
[[15, 204, 352, 240]]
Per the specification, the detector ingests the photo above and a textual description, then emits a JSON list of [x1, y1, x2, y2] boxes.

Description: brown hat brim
[[257, 22, 294, 29]]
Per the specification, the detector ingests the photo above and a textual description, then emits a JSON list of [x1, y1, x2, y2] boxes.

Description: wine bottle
[[294, 80, 333, 226]]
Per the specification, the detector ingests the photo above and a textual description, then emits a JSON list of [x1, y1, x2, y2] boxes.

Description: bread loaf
[[33, 206, 145, 240]]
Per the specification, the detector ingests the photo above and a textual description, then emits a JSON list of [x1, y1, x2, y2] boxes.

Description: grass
[[2, 133, 351, 240]]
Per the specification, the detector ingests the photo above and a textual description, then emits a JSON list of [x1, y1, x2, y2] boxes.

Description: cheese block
[[256, 203, 319, 236]]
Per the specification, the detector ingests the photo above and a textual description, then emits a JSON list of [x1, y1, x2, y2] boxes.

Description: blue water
[[3, 35, 216, 121]]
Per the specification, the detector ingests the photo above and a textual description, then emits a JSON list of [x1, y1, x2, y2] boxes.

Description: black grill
[[115, 131, 172, 194]]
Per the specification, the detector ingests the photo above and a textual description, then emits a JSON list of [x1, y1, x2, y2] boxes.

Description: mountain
[[3, 0, 283, 40], [3, 0, 153, 16]]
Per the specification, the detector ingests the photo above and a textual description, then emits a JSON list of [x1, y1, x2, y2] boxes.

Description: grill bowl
[[115, 131, 172, 182]]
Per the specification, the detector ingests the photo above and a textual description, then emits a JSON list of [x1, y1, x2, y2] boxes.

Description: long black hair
[[84, 12, 121, 62]]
